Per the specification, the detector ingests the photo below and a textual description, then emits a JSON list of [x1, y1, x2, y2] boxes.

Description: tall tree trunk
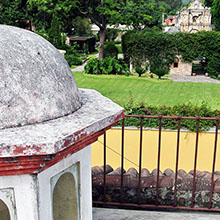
[[99, 28, 106, 59]]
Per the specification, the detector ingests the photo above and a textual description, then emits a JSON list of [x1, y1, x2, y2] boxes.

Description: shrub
[[122, 101, 220, 131], [135, 67, 145, 77], [48, 14, 62, 48], [104, 42, 119, 59], [84, 58, 130, 75], [151, 68, 169, 79], [84, 58, 100, 74], [35, 29, 49, 41], [64, 55, 82, 67]]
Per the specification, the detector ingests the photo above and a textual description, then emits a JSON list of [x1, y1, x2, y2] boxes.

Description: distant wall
[[170, 60, 192, 76]]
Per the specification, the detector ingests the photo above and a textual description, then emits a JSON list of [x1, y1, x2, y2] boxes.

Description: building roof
[[69, 36, 94, 41]]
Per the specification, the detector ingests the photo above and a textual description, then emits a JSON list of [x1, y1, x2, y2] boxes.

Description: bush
[[84, 58, 100, 74], [84, 58, 130, 75], [123, 101, 220, 131], [64, 55, 82, 66], [151, 68, 169, 79], [135, 67, 145, 77], [104, 42, 119, 59], [35, 29, 49, 41]]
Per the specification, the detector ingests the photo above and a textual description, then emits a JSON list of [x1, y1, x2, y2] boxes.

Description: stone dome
[[0, 25, 82, 130]]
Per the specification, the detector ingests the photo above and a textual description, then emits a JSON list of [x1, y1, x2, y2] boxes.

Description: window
[[53, 173, 78, 220], [174, 62, 178, 68], [0, 199, 10, 220]]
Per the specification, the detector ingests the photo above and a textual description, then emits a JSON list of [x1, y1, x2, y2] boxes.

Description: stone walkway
[[93, 208, 220, 220], [170, 75, 220, 84], [71, 62, 86, 72]]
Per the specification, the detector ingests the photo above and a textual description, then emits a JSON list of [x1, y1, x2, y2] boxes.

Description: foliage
[[211, 0, 220, 31], [135, 67, 145, 77], [27, 0, 79, 31], [157, 0, 182, 12], [64, 43, 80, 56], [0, 0, 28, 27], [48, 14, 62, 48], [151, 68, 169, 79], [104, 42, 119, 59], [72, 16, 92, 36], [105, 28, 120, 41], [205, 0, 213, 7], [84, 58, 130, 75], [122, 31, 220, 79], [78, 0, 122, 59], [35, 29, 49, 41], [64, 54, 82, 66], [124, 101, 220, 131], [119, 0, 171, 30]]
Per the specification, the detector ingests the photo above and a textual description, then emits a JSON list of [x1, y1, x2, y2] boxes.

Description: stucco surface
[[0, 25, 81, 130], [0, 89, 124, 157], [93, 208, 220, 220]]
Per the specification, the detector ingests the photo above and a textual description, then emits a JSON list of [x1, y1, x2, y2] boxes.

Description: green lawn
[[73, 72, 220, 110]]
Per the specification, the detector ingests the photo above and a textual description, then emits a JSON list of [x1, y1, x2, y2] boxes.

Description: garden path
[[71, 62, 86, 72], [170, 75, 220, 84]]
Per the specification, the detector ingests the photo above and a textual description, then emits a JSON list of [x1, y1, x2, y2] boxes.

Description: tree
[[27, 0, 79, 31], [119, 0, 171, 30], [73, 17, 92, 36], [211, 0, 220, 31], [79, 0, 121, 59], [0, 0, 29, 27], [48, 14, 62, 48], [204, 0, 213, 7], [156, 0, 182, 12]]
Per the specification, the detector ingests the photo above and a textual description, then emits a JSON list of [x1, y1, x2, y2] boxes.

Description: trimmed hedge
[[122, 31, 220, 79], [84, 58, 130, 75], [121, 102, 220, 131]]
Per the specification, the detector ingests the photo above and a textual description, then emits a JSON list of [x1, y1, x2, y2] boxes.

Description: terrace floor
[[93, 208, 220, 220]]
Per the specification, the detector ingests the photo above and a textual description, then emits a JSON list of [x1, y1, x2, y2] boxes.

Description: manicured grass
[[73, 72, 220, 109]]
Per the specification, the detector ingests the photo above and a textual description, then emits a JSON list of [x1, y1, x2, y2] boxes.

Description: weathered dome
[[0, 25, 82, 130]]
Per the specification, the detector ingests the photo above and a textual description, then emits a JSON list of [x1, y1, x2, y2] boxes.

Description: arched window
[[0, 199, 10, 220], [53, 172, 78, 220]]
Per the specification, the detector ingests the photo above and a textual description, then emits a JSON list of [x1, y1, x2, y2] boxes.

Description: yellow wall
[[92, 128, 220, 173]]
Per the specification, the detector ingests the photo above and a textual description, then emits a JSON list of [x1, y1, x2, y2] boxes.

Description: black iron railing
[[93, 115, 220, 211]]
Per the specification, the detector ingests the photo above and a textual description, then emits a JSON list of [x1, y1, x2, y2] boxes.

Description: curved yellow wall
[[92, 128, 220, 173]]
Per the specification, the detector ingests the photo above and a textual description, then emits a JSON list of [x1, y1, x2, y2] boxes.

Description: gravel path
[[170, 75, 220, 84], [71, 62, 86, 72], [93, 208, 220, 220]]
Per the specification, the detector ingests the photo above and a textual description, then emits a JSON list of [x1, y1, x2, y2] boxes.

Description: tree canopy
[[0, 0, 29, 27], [27, 0, 79, 31], [211, 0, 220, 31], [119, 0, 171, 30]]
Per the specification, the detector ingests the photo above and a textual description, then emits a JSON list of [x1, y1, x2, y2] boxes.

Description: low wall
[[91, 128, 220, 172], [92, 166, 220, 208]]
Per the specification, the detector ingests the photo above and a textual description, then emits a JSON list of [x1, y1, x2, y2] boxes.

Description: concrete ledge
[[0, 89, 124, 157]]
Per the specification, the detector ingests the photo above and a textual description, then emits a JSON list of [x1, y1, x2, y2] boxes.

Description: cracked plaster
[[0, 89, 124, 157]]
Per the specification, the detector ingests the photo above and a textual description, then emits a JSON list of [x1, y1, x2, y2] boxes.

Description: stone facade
[[169, 58, 192, 76], [178, 0, 212, 33], [163, 0, 212, 33]]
